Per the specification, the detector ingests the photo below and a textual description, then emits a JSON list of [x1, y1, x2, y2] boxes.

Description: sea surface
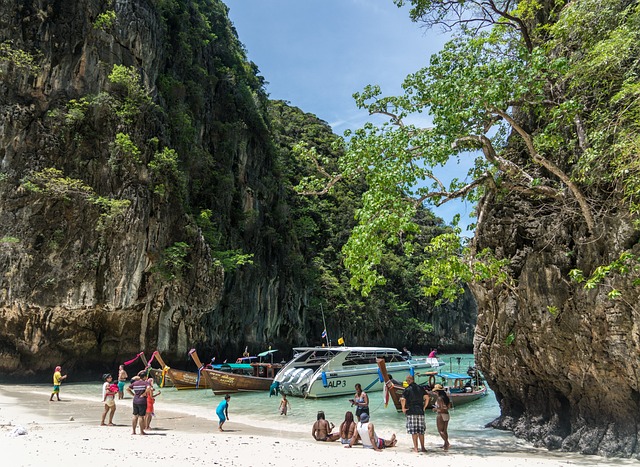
[[8, 353, 636, 466]]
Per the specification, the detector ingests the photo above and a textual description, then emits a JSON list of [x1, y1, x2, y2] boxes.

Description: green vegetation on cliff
[[269, 100, 460, 345], [318, 0, 640, 304]]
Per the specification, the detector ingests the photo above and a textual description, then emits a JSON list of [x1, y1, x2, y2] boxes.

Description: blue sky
[[224, 0, 475, 230]]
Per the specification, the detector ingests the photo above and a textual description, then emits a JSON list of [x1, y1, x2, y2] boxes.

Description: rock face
[[0, 0, 229, 375], [0, 0, 475, 378], [473, 195, 640, 457]]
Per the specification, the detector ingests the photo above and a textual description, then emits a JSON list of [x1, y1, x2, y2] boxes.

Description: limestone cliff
[[0, 0, 302, 375], [468, 0, 640, 457], [0, 0, 474, 377]]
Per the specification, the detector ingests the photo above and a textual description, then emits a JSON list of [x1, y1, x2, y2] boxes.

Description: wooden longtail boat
[[190, 349, 282, 394], [152, 350, 211, 390], [377, 358, 488, 412]]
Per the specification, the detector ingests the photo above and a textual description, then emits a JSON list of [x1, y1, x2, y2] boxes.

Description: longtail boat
[[152, 350, 211, 390], [190, 349, 282, 394], [377, 358, 487, 412]]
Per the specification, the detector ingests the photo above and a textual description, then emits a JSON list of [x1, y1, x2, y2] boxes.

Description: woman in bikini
[[339, 411, 356, 444], [351, 383, 369, 419], [432, 384, 452, 450]]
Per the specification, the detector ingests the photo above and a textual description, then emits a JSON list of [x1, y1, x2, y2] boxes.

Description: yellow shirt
[[53, 371, 62, 385]]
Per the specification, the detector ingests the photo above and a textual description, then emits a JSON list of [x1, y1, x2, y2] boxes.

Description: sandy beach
[[0, 385, 632, 467]]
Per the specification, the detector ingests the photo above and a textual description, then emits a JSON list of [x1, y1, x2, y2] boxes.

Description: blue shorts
[[217, 411, 226, 423]]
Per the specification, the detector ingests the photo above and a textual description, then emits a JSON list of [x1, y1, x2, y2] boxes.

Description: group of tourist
[[313, 376, 451, 452], [49, 364, 450, 448], [49, 364, 162, 434], [104, 368, 162, 434]]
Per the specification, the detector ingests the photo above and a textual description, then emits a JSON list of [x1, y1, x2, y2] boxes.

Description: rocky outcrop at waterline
[[472, 158, 640, 459]]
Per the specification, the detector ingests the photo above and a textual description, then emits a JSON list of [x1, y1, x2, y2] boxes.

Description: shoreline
[[0, 385, 630, 466]]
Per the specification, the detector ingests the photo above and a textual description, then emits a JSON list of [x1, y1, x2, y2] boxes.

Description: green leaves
[[21, 168, 130, 231], [0, 41, 39, 76], [419, 232, 511, 305], [570, 252, 639, 293]]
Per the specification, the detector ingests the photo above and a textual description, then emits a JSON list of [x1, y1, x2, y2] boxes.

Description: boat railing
[[441, 357, 477, 374]]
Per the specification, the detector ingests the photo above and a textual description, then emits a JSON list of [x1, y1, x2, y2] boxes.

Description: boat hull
[[166, 368, 211, 390], [152, 351, 209, 390], [204, 369, 274, 394], [279, 361, 439, 398]]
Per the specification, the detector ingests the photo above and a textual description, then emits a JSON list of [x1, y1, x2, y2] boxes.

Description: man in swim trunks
[[117, 364, 128, 400], [127, 370, 150, 435]]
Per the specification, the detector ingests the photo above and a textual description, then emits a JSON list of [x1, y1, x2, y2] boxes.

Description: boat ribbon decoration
[[189, 349, 204, 388], [382, 380, 390, 408], [123, 351, 145, 366], [147, 351, 158, 366], [160, 365, 170, 387]]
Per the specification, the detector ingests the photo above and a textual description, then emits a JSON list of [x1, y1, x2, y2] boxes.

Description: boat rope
[[364, 377, 379, 392]]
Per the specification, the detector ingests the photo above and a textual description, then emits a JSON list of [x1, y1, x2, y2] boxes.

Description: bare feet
[[443, 443, 450, 450], [108, 423, 115, 426], [219, 427, 224, 432], [100, 423, 106, 426], [420, 448, 428, 453], [139, 431, 147, 435], [390, 434, 397, 447]]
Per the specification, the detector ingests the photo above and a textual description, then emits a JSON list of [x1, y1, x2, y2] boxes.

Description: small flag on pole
[[337, 337, 344, 345], [321, 329, 327, 339]]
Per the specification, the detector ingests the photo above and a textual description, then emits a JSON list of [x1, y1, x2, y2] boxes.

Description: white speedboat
[[274, 346, 443, 398]]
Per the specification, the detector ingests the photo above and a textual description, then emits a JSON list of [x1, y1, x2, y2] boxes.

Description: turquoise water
[[10, 354, 627, 464], [14, 354, 518, 451]]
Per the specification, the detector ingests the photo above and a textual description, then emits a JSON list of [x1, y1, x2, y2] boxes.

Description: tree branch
[[492, 109, 596, 234]]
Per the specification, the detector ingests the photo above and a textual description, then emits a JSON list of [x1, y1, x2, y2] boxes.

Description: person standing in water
[[279, 394, 291, 415], [117, 364, 128, 400], [351, 383, 369, 419], [49, 365, 67, 401]]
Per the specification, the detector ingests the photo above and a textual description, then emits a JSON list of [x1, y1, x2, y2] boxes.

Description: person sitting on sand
[[339, 411, 357, 445], [346, 413, 397, 451], [312, 411, 339, 441]]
